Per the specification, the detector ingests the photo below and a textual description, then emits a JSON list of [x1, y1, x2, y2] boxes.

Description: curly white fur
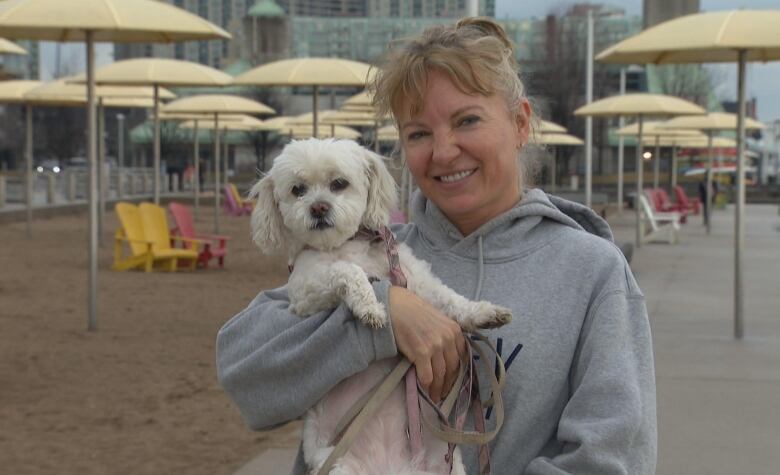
[[249, 138, 511, 475]]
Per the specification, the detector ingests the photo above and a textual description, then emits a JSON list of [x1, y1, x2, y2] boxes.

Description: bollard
[[171, 174, 179, 193], [68, 173, 77, 201], [0, 175, 5, 208], [46, 174, 56, 204]]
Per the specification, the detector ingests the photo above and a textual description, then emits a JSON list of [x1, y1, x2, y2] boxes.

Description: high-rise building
[[643, 0, 699, 28], [0, 40, 40, 79]]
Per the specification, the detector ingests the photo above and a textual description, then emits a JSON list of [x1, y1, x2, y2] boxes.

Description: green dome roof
[[248, 0, 285, 18]]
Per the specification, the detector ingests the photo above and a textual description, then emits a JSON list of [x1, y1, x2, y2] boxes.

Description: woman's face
[[398, 70, 531, 235]]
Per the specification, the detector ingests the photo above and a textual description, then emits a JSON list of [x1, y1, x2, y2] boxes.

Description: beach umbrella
[[0, 37, 26, 54], [288, 124, 361, 140], [537, 120, 568, 134], [377, 124, 399, 143], [595, 9, 780, 338], [0, 0, 229, 332], [234, 57, 374, 137], [162, 94, 275, 233], [73, 58, 234, 205], [658, 113, 765, 234], [616, 121, 703, 189], [535, 132, 584, 192], [574, 93, 705, 249]]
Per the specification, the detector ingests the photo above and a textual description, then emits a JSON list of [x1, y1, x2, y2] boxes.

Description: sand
[[0, 207, 302, 474]]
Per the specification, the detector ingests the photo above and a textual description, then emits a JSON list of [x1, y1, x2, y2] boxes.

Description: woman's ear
[[248, 175, 285, 254], [361, 149, 398, 230], [515, 98, 532, 148]]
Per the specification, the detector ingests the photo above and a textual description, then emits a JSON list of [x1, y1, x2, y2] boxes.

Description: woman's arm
[[216, 282, 398, 430], [525, 290, 657, 475]]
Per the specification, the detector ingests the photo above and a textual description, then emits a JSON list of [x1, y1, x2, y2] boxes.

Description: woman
[[217, 17, 656, 474]]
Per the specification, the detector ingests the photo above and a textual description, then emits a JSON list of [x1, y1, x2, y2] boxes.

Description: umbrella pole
[[734, 50, 747, 340], [86, 32, 98, 332], [313, 85, 319, 138], [153, 84, 160, 205], [25, 103, 32, 238], [98, 98, 105, 245], [214, 113, 221, 234], [223, 127, 228, 188], [706, 131, 714, 234], [653, 136, 660, 190], [584, 9, 593, 209], [194, 119, 200, 219], [671, 144, 678, 190], [550, 148, 557, 192], [635, 115, 644, 249]]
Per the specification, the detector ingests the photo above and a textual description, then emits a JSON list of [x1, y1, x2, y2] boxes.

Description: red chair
[[646, 188, 687, 223], [168, 202, 230, 268], [673, 185, 701, 215]]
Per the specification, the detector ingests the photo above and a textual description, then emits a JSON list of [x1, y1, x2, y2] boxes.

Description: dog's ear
[[361, 149, 398, 230], [249, 175, 285, 254]]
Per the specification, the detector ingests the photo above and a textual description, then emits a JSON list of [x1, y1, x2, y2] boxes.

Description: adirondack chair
[[390, 209, 407, 224], [138, 202, 200, 270], [229, 183, 255, 210], [673, 185, 701, 215], [168, 201, 230, 268], [223, 184, 252, 216], [638, 194, 680, 245], [647, 188, 687, 223], [113, 202, 198, 272]]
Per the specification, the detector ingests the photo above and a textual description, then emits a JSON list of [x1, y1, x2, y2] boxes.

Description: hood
[[411, 188, 613, 261]]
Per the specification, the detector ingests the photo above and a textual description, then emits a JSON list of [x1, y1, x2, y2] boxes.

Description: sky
[[495, 0, 780, 124], [38, 0, 780, 124]]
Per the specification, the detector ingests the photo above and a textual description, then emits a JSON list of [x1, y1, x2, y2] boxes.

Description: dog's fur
[[249, 138, 511, 475]]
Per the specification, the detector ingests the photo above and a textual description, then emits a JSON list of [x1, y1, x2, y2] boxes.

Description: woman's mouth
[[436, 168, 476, 183]]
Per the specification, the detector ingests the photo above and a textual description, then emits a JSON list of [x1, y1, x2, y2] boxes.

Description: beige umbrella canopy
[[538, 120, 568, 134], [289, 124, 361, 140], [234, 57, 374, 137], [575, 93, 705, 249], [179, 115, 266, 131], [536, 133, 584, 146], [658, 112, 765, 234], [75, 58, 234, 204], [0, 37, 26, 54], [377, 124, 399, 143], [0, 0, 230, 332], [162, 94, 275, 234], [595, 9, 780, 339]]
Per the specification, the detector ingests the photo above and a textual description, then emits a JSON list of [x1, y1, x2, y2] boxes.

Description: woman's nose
[[431, 131, 459, 164]]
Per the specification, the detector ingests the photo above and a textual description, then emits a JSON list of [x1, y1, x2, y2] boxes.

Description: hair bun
[[455, 17, 513, 51]]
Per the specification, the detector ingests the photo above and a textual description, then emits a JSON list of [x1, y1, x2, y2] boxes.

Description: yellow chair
[[112, 202, 199, 272], [229, 183, 255, 210]]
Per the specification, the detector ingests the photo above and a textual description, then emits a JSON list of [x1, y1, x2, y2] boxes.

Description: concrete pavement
[[233, 203, 780, 475]]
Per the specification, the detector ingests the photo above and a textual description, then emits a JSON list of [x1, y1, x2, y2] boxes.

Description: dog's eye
[[291, 184, 307, 197], [330, 178, 349, 192]]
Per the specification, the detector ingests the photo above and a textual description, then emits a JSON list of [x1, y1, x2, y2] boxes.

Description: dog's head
[[249, 138, 398, 254]]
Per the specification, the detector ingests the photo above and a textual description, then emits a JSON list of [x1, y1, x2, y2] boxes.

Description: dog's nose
[[310, 201, 330, 218]]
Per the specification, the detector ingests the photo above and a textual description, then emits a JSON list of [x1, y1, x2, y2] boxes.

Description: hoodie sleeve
[[525, 289, 657, 475], [216, 280, 398, 430]]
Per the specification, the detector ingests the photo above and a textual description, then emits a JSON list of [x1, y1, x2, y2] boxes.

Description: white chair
[[638, 194, 680, 244]]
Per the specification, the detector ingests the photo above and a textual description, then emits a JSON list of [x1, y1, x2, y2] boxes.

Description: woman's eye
[[459, 115, 480, 127], [330, 178, 349, 192], [291, 184, 307, 197], [406, 130, 427, 141]]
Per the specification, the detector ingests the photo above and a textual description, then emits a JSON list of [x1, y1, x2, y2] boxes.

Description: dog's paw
[[354, 302, 387, 328], [469, 302, 512, 330]]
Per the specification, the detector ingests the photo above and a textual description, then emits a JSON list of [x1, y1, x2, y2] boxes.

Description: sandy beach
[[0, 206, 301, 474]]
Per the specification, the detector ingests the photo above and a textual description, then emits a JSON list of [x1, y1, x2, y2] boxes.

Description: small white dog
[[249, 138, 511, 475]]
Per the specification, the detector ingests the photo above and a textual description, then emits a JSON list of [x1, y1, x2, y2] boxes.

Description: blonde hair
[[370, 17, 527, 121]]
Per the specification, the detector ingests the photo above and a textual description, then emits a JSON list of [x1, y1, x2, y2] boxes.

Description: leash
[[316, 226, 505, 475]]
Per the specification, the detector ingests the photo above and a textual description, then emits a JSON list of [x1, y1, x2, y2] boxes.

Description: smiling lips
[[436, 168, 476, 183]]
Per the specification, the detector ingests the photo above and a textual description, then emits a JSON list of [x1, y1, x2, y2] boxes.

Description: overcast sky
[[495, 0, 780, 123]]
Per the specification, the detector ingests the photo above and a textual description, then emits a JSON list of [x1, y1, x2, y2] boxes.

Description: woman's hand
[[388, 286, 467, 403]]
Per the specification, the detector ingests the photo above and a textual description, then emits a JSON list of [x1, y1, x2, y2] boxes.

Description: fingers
[[440, 333, 463, 401], [428, 352, 447, 403]]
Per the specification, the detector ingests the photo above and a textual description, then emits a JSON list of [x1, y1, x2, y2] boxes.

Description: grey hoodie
[[217, 188, 657, 474]]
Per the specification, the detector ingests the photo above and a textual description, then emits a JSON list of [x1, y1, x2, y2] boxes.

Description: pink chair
[[390, 210, 407, 224], [168, 202, 230, 268], [673, 185, 701, 215], [223, 184, 252, 216]]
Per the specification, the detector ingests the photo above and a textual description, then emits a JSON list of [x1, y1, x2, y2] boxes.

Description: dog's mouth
[[311, 220, 334, 231]]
